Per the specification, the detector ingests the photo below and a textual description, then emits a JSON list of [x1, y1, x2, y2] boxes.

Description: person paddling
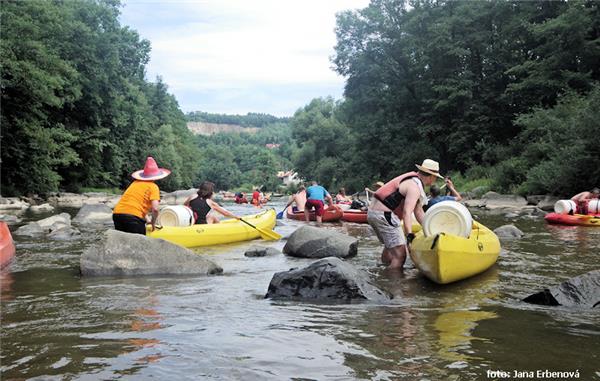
[[184, 181, 240, 224], [112, 156, 170, 235], [367, 159, 443, 270], [426, 177, 462, 210]]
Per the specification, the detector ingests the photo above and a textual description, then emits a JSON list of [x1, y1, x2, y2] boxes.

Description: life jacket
[[374, 171, 420, 211]]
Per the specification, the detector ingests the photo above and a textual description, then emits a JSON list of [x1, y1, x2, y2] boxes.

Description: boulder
[[29, 203, 55, 213], [0, 215, 22, 225], [160, 189, 196, 205], [283, 226, 358, 259], [463, 199, 486, 208], [0, 197, 29, 215], [483, 192, 527, 209], [523, 270, 600, 308], [47, 192, 120, 208], [244, 245, 281, 257], [537, 196, 560, 212], [73, 204, 113, 226], [15, 213, 71, 237], [265, 257, 391, 302], [48, 226, 81, 241], [469, 186, 489, 198], [80, 230, 222, 276], [493, 224, 524, 239]]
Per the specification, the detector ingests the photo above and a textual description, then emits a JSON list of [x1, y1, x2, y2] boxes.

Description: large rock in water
[[493, 224, 524, 239], [265, 257, 391, 302], [283, 226, 358, 259], [523, 270, 600, 308], [14, 213, 71, 237], [80, 230, 222, 276], [73, 203, 113, 226]]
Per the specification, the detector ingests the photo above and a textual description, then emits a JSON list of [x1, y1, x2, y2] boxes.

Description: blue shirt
[[306, 185, 329, 201], [428, 196, 456, 207]]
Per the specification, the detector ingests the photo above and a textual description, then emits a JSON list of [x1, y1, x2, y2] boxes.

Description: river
[[1, 201, 598, 380]]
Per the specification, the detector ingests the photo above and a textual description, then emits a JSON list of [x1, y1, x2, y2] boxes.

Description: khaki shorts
[[367, 209, 406, 249]]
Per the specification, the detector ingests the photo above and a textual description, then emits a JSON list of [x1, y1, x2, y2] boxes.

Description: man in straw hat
[[367, 159, 444, 270], [113, 157, 171, 235]]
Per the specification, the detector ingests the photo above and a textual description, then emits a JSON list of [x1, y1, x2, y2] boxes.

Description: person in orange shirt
[[113, 157, 171, 235]]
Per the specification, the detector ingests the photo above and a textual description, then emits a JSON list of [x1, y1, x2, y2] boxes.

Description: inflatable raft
[[286, 205, 343, 222], [0, 222, 16, 268], [544, 213, 600, 227]]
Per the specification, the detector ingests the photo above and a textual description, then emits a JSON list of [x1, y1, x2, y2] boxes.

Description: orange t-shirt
[[113, 181, 160, 219]]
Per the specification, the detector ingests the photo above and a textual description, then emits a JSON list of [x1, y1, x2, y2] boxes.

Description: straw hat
[[415, 159, 444, 179], [131, 156, 171, 181]]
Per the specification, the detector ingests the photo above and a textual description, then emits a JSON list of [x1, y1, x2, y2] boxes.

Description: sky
[[119, 0, 370, 117]]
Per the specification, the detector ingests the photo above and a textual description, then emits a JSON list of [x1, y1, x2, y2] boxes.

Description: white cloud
[[120, 0, 369, 115]]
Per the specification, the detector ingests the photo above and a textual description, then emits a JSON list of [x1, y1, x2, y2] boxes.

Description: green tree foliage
[[191, 121, 295, 191], [328, 0, 600, 195], [186, 111, 290, 127], [1, 0, 200, 195]]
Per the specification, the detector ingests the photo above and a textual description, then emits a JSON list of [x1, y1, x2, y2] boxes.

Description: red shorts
[[305, 199, 325, 216]]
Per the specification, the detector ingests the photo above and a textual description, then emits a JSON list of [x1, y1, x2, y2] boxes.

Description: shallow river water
[[1, 201, 599, 380]]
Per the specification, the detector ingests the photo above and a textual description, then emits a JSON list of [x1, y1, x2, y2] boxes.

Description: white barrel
[[423, 201, 472, 238], [553, 200, 577, 215], [587, 199, 600, 214], [157, 205, 194, 227]]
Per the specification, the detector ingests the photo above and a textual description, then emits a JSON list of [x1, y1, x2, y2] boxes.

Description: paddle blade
[[276, 210, 284, 219], [257, 227, 282, 241]]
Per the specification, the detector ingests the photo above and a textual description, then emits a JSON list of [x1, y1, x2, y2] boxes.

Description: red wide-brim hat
[[131, 156, 171, 181]]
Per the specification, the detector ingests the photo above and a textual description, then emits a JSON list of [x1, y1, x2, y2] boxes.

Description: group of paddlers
[[111, 156, 598, 271]]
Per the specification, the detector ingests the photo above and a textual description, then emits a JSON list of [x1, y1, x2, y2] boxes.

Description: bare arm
[[446, 179, 462, 202], [183, 194, 196, 207], [207, 199, 239, 219], [401, 184, 421, 236], [571, 192, 588, 202], [326, 193, 334, 207], [150, 200, 160, 230]]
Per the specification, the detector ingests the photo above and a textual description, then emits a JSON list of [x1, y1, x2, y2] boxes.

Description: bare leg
[[381, 248, 392, 265], [386, 245, 407, 270], [304, 208, 310, 222], [316, 215, 323, 225], [207, 215, 220, 224]]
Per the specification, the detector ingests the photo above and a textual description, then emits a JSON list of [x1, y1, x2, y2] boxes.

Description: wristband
[[406, 233, 415, 244]]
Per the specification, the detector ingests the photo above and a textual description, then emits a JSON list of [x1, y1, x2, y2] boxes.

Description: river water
[[1, 201, 598, 380]]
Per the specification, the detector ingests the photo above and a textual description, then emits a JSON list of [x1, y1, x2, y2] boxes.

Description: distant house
[[265, 143, 281, 149], [277, 170, 301, 186]]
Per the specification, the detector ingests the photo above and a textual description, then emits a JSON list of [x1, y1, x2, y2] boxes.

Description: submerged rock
[[244, 245, 281, 257], [523, 270, 600, 308], [29, 203, 55, 214], [266, 257, 391, 302], [493, 224, 524, 239], [80, 230, 222, 277], [283, 226, 358, 259]]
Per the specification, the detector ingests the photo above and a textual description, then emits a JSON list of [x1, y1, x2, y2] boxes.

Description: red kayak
[[544, 213, 600, 227], [286, 205, 343, 222], [0, 222, 16, 268], [341, 209, 368, 223]]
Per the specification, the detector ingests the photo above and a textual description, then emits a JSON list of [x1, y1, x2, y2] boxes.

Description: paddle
[[276, 201, 293, 219], [239, 218, 282, 240]]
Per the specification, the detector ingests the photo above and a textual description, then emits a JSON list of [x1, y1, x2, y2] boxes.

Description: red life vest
[[374, 171, 420, 211]]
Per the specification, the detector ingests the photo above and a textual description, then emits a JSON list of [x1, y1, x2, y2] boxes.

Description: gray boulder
[[283, 226, 358, 259], [80, 230, 222, 276], [73, 204, 113, 226], [244, 245, 281, 257], [537, 196, 560, 212], [160, 189, 196, 205], [29, 203, 55, 213], [265, 257, 391, 302], [483, 192, 528, 209], [48, 226, 81, 241], [493, 224, 524, 239], [0, 215, 22, 225], [0, 197, 29, 215], [523, 270, 600, 308], [15, 213, 71, 237]]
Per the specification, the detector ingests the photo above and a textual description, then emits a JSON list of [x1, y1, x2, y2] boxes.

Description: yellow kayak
[[409, 221, 500, 284], [147, 209, 276, 248]]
